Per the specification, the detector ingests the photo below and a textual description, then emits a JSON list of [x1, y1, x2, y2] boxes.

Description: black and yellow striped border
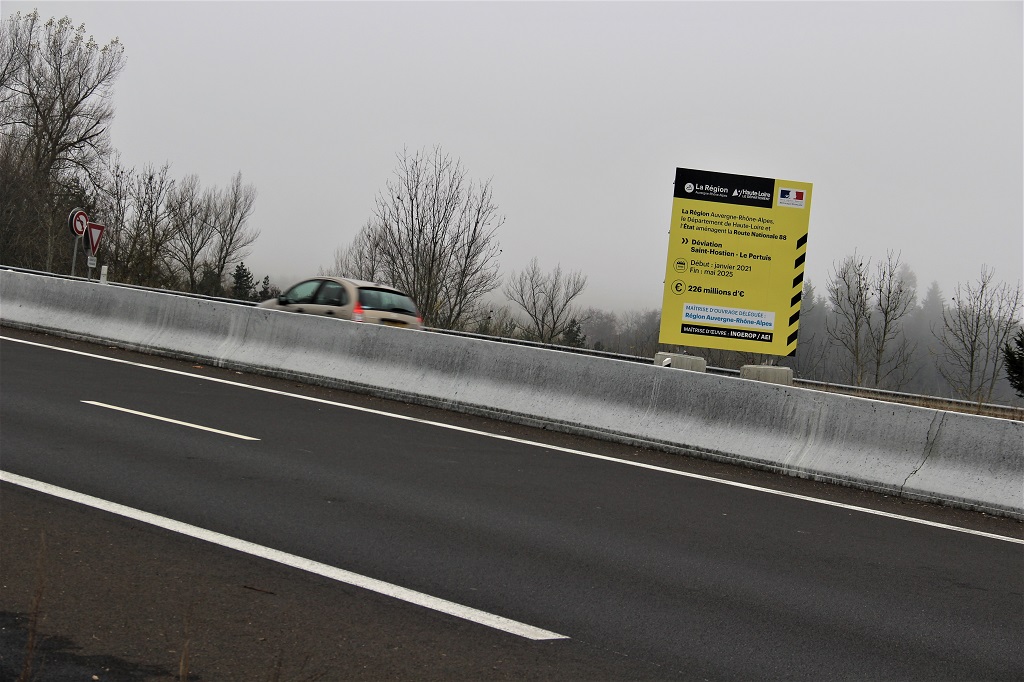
[[786, 232, 808, 356]]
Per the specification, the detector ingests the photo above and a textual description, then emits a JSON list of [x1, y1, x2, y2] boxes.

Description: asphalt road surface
[[1, 327, 1021, 681]]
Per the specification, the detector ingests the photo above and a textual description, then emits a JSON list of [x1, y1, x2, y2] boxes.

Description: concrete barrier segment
[[654, 352, 707, 372], [740, 365, 794, 385], [2, 270, 1021, 519]]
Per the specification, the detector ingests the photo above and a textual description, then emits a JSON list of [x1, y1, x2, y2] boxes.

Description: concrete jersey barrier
[[2, 269, 1022, 519]]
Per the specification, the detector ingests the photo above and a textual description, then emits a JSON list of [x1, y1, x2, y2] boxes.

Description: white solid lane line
[[82, 400, 260, 441], [0, 471, 569, 641], [4, 335, 1022, 545]]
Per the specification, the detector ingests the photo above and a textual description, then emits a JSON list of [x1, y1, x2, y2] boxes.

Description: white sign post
[[68, 208, 88, 277], [68, 208, 106, 280]]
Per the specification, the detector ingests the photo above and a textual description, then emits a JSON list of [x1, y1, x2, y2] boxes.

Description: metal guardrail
[[788, 379, 1024, 420], [3, 264, 1021, 419]]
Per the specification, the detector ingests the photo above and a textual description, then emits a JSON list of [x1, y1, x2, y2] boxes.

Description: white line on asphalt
[[0, 470, 569, 641], [82, 400, 260, 441], [4, 335, 1022, 545]]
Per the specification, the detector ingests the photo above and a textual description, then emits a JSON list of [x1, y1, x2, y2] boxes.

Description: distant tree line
[[0, 11, 262, 295], [575, 257, 1023, 406]]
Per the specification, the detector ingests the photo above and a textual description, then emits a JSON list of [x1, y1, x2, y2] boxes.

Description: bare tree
[[581, 307, 619, 351], [0, 11, 125, 270], [375, 147, 503, 329], [334, 146, 503, 329], [471, 304, 521, 338], [826, 254, 872, 385], [93, 163, 258, 292], [504, 257, 588, 344], [319, 244, 350, 278], [824, 251, 918, 388], [207, 171, 258, 292], [618, 309, 662, 358], [0, 16, 26, 249], [129, 163, 176, 287], [93, 153, 133, 279], [866, 252, 918, 389], [165, 174, 215, 292], [319, 219, 386, 282], [935, 267, 1023, 404]]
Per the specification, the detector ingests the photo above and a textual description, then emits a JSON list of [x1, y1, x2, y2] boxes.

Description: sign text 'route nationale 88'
[[659, 168, 813, 357]]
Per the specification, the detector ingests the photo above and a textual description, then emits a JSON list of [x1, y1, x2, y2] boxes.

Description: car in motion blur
[[257, 277, 423, 330]]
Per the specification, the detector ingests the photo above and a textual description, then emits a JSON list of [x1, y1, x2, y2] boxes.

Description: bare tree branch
[[504, 257, 588, 343]]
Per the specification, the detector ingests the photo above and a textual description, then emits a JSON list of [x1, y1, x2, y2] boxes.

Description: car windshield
[[357, 287, 419, 316]]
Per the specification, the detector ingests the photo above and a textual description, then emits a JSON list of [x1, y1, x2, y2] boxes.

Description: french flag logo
[[779, 188, 806, 207]]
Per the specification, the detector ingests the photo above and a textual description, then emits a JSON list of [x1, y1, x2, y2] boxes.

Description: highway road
[[1, 328, 1022, 680]]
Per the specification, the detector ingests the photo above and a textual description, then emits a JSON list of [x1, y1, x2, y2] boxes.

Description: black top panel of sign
[[674, 168, 775, 209]]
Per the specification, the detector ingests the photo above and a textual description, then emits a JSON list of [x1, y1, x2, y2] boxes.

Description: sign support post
[[68, 208, 88, 277]]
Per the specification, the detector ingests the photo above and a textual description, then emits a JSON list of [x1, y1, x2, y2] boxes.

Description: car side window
[[314, 281, 347, 306], [284, 280, 321, 304]]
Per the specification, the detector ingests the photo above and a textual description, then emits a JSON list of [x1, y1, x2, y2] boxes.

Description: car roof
[[321, 276, 408, 294]]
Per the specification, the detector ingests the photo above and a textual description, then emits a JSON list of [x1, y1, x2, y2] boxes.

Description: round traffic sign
[[68, 209, 88, 237]]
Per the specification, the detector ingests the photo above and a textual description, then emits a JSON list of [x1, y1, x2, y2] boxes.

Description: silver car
[[258, 277, 423, 330]]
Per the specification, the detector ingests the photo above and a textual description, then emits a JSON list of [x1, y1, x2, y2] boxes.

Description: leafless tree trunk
[[935, 266, 1023, 404], [504, 257, 588, 344]]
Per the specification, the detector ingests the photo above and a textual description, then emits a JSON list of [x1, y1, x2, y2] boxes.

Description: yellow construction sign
[[659, 168, 813, 356]]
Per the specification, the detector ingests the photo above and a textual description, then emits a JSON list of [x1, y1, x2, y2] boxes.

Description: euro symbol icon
[[671, 280, 685, 295]]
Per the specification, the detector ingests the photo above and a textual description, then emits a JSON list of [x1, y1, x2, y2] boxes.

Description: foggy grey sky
[[6, 1, 1022, 312]]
